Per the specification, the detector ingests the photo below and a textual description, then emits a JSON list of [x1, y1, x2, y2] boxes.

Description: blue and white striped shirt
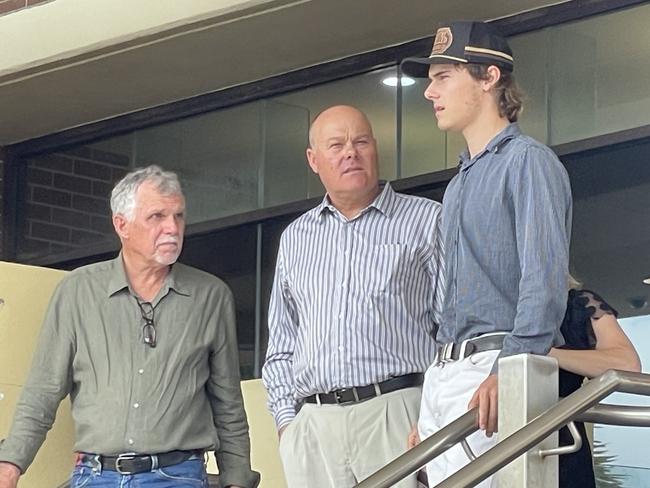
[[262, 183, 444, 428]]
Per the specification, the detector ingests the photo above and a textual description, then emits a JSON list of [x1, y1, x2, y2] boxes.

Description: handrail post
[[497, 354, 559, 488]]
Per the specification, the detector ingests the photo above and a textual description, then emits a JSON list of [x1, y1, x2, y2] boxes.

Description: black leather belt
[[304, 373, 423, 406], [78, 449, 202, 475], [435, 333, 506, 365]]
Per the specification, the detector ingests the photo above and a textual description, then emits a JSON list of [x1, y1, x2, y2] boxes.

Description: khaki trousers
[[279, 387, 421, 488]]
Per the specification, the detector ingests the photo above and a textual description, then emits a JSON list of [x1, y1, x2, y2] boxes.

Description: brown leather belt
[[304, 373, 423, 405]]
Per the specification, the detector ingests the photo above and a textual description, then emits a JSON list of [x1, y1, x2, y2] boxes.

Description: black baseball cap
[[401, 21, 514, 78]]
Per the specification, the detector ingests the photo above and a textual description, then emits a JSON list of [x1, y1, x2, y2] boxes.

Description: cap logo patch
[[431, 27, 453, 55]]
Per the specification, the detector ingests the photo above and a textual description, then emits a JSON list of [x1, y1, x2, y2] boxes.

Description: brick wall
[[20, 146, 131, 260], [0, 0, 50, 16]]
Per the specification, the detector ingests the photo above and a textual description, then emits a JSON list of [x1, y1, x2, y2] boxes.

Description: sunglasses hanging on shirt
[[136, 299, 157, 348]]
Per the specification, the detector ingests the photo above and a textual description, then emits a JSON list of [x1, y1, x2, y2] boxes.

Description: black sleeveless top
[[558, 289, 618, 488]]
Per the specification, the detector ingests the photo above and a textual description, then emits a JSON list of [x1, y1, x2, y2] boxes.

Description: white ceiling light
[[643, 277, 650, 285], [382, 75, 416, 87]]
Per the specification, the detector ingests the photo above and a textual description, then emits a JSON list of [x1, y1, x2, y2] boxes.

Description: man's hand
[[468, 374, 498, 437], [0, 462, 20, 488], [407, 424, 420, 449], [278, 424, 288, 440]]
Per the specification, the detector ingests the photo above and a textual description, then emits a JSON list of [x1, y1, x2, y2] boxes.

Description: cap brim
[[401, 55, 472, 78], [400, 57, 433, 78]]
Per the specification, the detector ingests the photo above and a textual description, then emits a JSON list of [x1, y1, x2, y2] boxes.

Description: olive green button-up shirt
[[0, 256, 256, 487]]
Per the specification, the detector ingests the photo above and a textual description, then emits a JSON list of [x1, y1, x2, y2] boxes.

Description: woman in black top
[[549, 288, 642, 488]]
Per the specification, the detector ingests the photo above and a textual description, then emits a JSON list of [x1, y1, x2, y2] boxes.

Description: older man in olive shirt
[[0, 166, 257, 488]]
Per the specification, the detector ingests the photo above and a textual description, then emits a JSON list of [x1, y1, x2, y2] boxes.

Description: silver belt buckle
[[436, 339, 472, 365], [115, 453, 138, 475], [437, 342, 454, 364], [458, 338, 471, 360]]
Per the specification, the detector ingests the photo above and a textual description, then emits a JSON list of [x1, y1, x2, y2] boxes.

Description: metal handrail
[[356, 370, 650, 488], [356, 409, 480, 488], [577, 403, 650, 426]]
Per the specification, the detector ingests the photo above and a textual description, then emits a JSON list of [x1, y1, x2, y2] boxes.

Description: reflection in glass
[[400, 75, 448, 176], [262, 101, 310, 207], [509, 4, 650, 146], [509, 29, 549, 144], [594, 315, 650, 487], [274, 67, 399, 183], [180, 225, 258, 379], [136, 103, 262, 224], [562, 134, 650, 487]]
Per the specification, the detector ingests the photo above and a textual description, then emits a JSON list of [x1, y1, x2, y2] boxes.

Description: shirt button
[[138, 369, 144, 374], [133, 403, 140, 409], [128, 439, 134, 445]]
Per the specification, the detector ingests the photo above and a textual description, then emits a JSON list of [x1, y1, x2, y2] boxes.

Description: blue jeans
[[70, 458, 209, 487]]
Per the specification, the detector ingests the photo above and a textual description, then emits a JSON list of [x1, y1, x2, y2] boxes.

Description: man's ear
[[112, 214, 129, 240], [306, 148, 319, 175], [482, 65, 502, 92]]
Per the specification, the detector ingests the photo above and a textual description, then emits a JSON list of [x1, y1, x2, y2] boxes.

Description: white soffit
[[0, 0, 565, 144]]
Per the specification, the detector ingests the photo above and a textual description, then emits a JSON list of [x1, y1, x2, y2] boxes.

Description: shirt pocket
[[359, 243, 410, 294]]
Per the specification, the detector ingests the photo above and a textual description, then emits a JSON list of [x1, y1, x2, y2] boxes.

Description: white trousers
[[418, 350, 500, 488], [279, 387, 421, 488]]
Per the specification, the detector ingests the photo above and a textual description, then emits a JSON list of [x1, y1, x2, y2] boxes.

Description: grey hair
[[110, 165, 183, 221]]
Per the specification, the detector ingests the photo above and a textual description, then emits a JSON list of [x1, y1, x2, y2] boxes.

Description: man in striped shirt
[[262, 105, 444, 488]]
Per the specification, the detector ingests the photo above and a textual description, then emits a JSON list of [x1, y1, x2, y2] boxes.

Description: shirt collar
[[316, 181, 396, 220], [107, 254, 130, 296], [107, 253, 191, 298], [459, 122, 521, 170]]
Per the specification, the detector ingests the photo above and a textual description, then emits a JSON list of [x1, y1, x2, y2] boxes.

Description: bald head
[[308, 105, 374, 149], [305, 105, 379, 214]]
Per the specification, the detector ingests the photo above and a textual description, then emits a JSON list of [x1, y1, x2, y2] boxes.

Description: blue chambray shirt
[[438, 123, 572, 371]]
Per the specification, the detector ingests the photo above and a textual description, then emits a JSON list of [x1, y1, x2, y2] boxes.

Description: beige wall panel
[[0, 262, 66, 385], [206, 379, 286, 487], [0, 385, 74, 488], [0, 261, 73, 487]]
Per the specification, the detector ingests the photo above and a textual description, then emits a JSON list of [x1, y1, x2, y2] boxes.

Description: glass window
[[273, 67, 399, 184], [180, 224, 258, 379], [510, 4, 650, 146], [509, 29, 549, 144], [562, 137, 650, 487], [136, 103, 262, 223]]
